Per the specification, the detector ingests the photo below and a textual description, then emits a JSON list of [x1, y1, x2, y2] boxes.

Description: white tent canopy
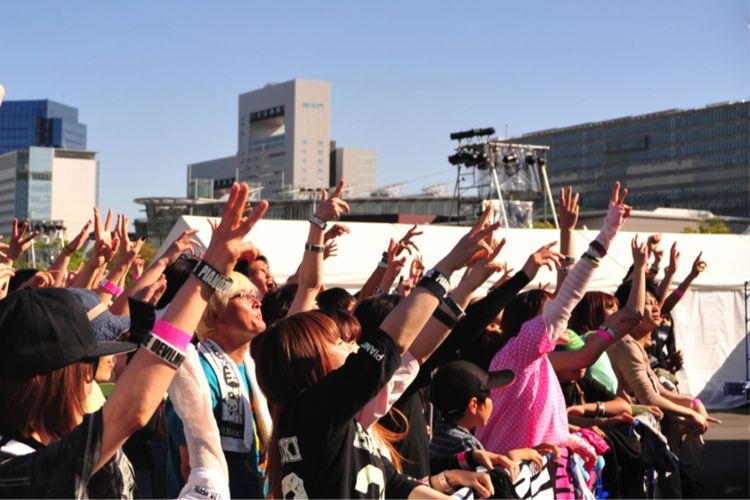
[[159, 216, 750, 410]]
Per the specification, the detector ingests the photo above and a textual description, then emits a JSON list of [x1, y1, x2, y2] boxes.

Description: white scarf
[[198, 339, 271, 453]]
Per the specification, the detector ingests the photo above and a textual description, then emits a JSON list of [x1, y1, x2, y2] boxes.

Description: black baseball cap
[[430, 360, 515, 418], [0, 288, 136, 379]]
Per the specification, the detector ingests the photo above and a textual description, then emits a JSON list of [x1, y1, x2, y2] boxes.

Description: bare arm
[[288, 181, 349, 316], [96, 184, 268, 472], [661, 252, 706, 315], [48, 220, 91, 288], [554, 186, 579, 295], [380, 208, 499, 354], [656, 242, 677, 307]]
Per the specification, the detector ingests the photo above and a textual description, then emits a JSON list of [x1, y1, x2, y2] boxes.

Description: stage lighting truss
[[448, 139, 558, 228]]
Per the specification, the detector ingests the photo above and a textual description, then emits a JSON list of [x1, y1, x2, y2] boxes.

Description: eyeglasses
[[230, 290, 262, 303]]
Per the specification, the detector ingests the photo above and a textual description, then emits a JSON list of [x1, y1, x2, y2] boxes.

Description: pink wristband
[[595, 328, 615, 343], [100, 279, 123, 297], [691, 398, 702, 409], [457, 451, 470, 469], [152, 320, 192, 351], [673, 288, 684, 299], [132, 274, 142, 281]]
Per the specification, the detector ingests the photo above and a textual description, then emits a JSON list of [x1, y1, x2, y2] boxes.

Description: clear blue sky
[[1, 1, 747, 225]]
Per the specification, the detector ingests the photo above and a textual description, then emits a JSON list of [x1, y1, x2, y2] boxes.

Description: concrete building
[[0, 147, 98, 234], [330, 146, 377, 197], [187, 79, 379, 200], [238, 79, 331, 196], [515, 101, 750, 218]]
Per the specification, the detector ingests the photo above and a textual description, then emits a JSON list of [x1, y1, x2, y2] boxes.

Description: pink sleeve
[[356, 351, 420, 429], [541, 202, 626, 340]]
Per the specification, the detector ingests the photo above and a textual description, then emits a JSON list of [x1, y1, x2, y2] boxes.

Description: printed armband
[[417, 268, 450, 299], [192, 260, 233, 293], [141, 333, 186, 368]]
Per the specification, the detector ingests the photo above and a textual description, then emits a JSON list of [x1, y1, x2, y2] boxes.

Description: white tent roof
[[159, 216, 750, 409]]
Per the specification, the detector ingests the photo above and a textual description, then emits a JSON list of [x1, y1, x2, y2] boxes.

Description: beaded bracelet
[[581, 252, 600, 268]]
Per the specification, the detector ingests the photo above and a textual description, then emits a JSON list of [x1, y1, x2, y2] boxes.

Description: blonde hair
[[196, 271, 256, 341]]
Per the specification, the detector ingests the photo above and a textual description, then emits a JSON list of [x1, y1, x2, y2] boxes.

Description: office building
[[0, 99, 87, 154], [0, 147, 98, 234], [516, 101, 750, 217], [330, 146, 377, 197], [187, 79, 378, 200]]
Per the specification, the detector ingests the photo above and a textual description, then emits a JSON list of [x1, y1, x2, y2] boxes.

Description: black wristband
[[417, 268, 450, 299], [192, 260, 233, 293], [432, 306, 458, 328], [304, 242, 325, 253]]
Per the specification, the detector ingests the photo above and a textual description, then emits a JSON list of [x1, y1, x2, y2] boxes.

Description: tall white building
[[238, 80, 331, 196], [188, 79, 379, 200], [0, 147, 98, 235]]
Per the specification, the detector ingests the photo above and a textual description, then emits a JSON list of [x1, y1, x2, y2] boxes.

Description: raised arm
[[550, 235, 647, 371], [554, 186, 579, 295], [109, 228, 200, 315], [48, 219, 91, 288], [95, 215, 143, 305], [407, 230, 505, 363], [542, 182, 629, 340], [379, 211, 500, 354], [288, 180, 349, 315], [72, 208, 116, 289], [97, 183, 268, 472], [661, 251, 706, 315], [656, 241, 678, 307], [357, 225, 422, 303]]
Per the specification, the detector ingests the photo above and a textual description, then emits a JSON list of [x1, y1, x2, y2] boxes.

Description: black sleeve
[[0, 411, 105, 499], [430, 453, 460, 474], [411, 271, 531, 390], [582, 375, 617, 403], [295, 329, 402, 430], [383, 458, 422, 498]]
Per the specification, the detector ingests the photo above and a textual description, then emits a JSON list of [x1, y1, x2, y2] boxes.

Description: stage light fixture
[[502, 154, 517, 164], [449, 127, 496, 141], [525, 153, 536, 165]]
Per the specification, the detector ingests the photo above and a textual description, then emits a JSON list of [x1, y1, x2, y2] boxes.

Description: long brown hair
[[0, 361, 93, 442], [568, 291, 619, 335], [251, 310, 340, 498]]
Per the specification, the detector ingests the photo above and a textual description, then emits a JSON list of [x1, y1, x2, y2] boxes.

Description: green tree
[[683, 217, 731, 234]]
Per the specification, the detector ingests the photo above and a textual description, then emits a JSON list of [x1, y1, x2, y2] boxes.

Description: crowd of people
[[0, 177, 721, 499]]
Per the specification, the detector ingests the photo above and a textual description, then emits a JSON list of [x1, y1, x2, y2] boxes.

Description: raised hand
[[689, 251, 707, 278], [93, 207, 118, 262], [324, 223, 350, 242], [64, 219, 92, 255], [647, 233, 662, 261], [163, 228, 201, 264], [436, 205, 500, 274], [396, 224, 423, 256], [559, 186, 580, 231], [6, 218, 39, 261], [631, 234, 649, 270], [315, 180, 350, 222], [204, 183, 268, 276], [665, 242, 680, 276], [521, 241, 563, 281], [323, 240, 338, 260], [115, 214, 143, 265], [459, 237, 506, 291]]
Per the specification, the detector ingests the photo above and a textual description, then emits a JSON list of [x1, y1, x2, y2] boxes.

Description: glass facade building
[[516, 101, 750, 217], [0, 100, 87, 154]]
